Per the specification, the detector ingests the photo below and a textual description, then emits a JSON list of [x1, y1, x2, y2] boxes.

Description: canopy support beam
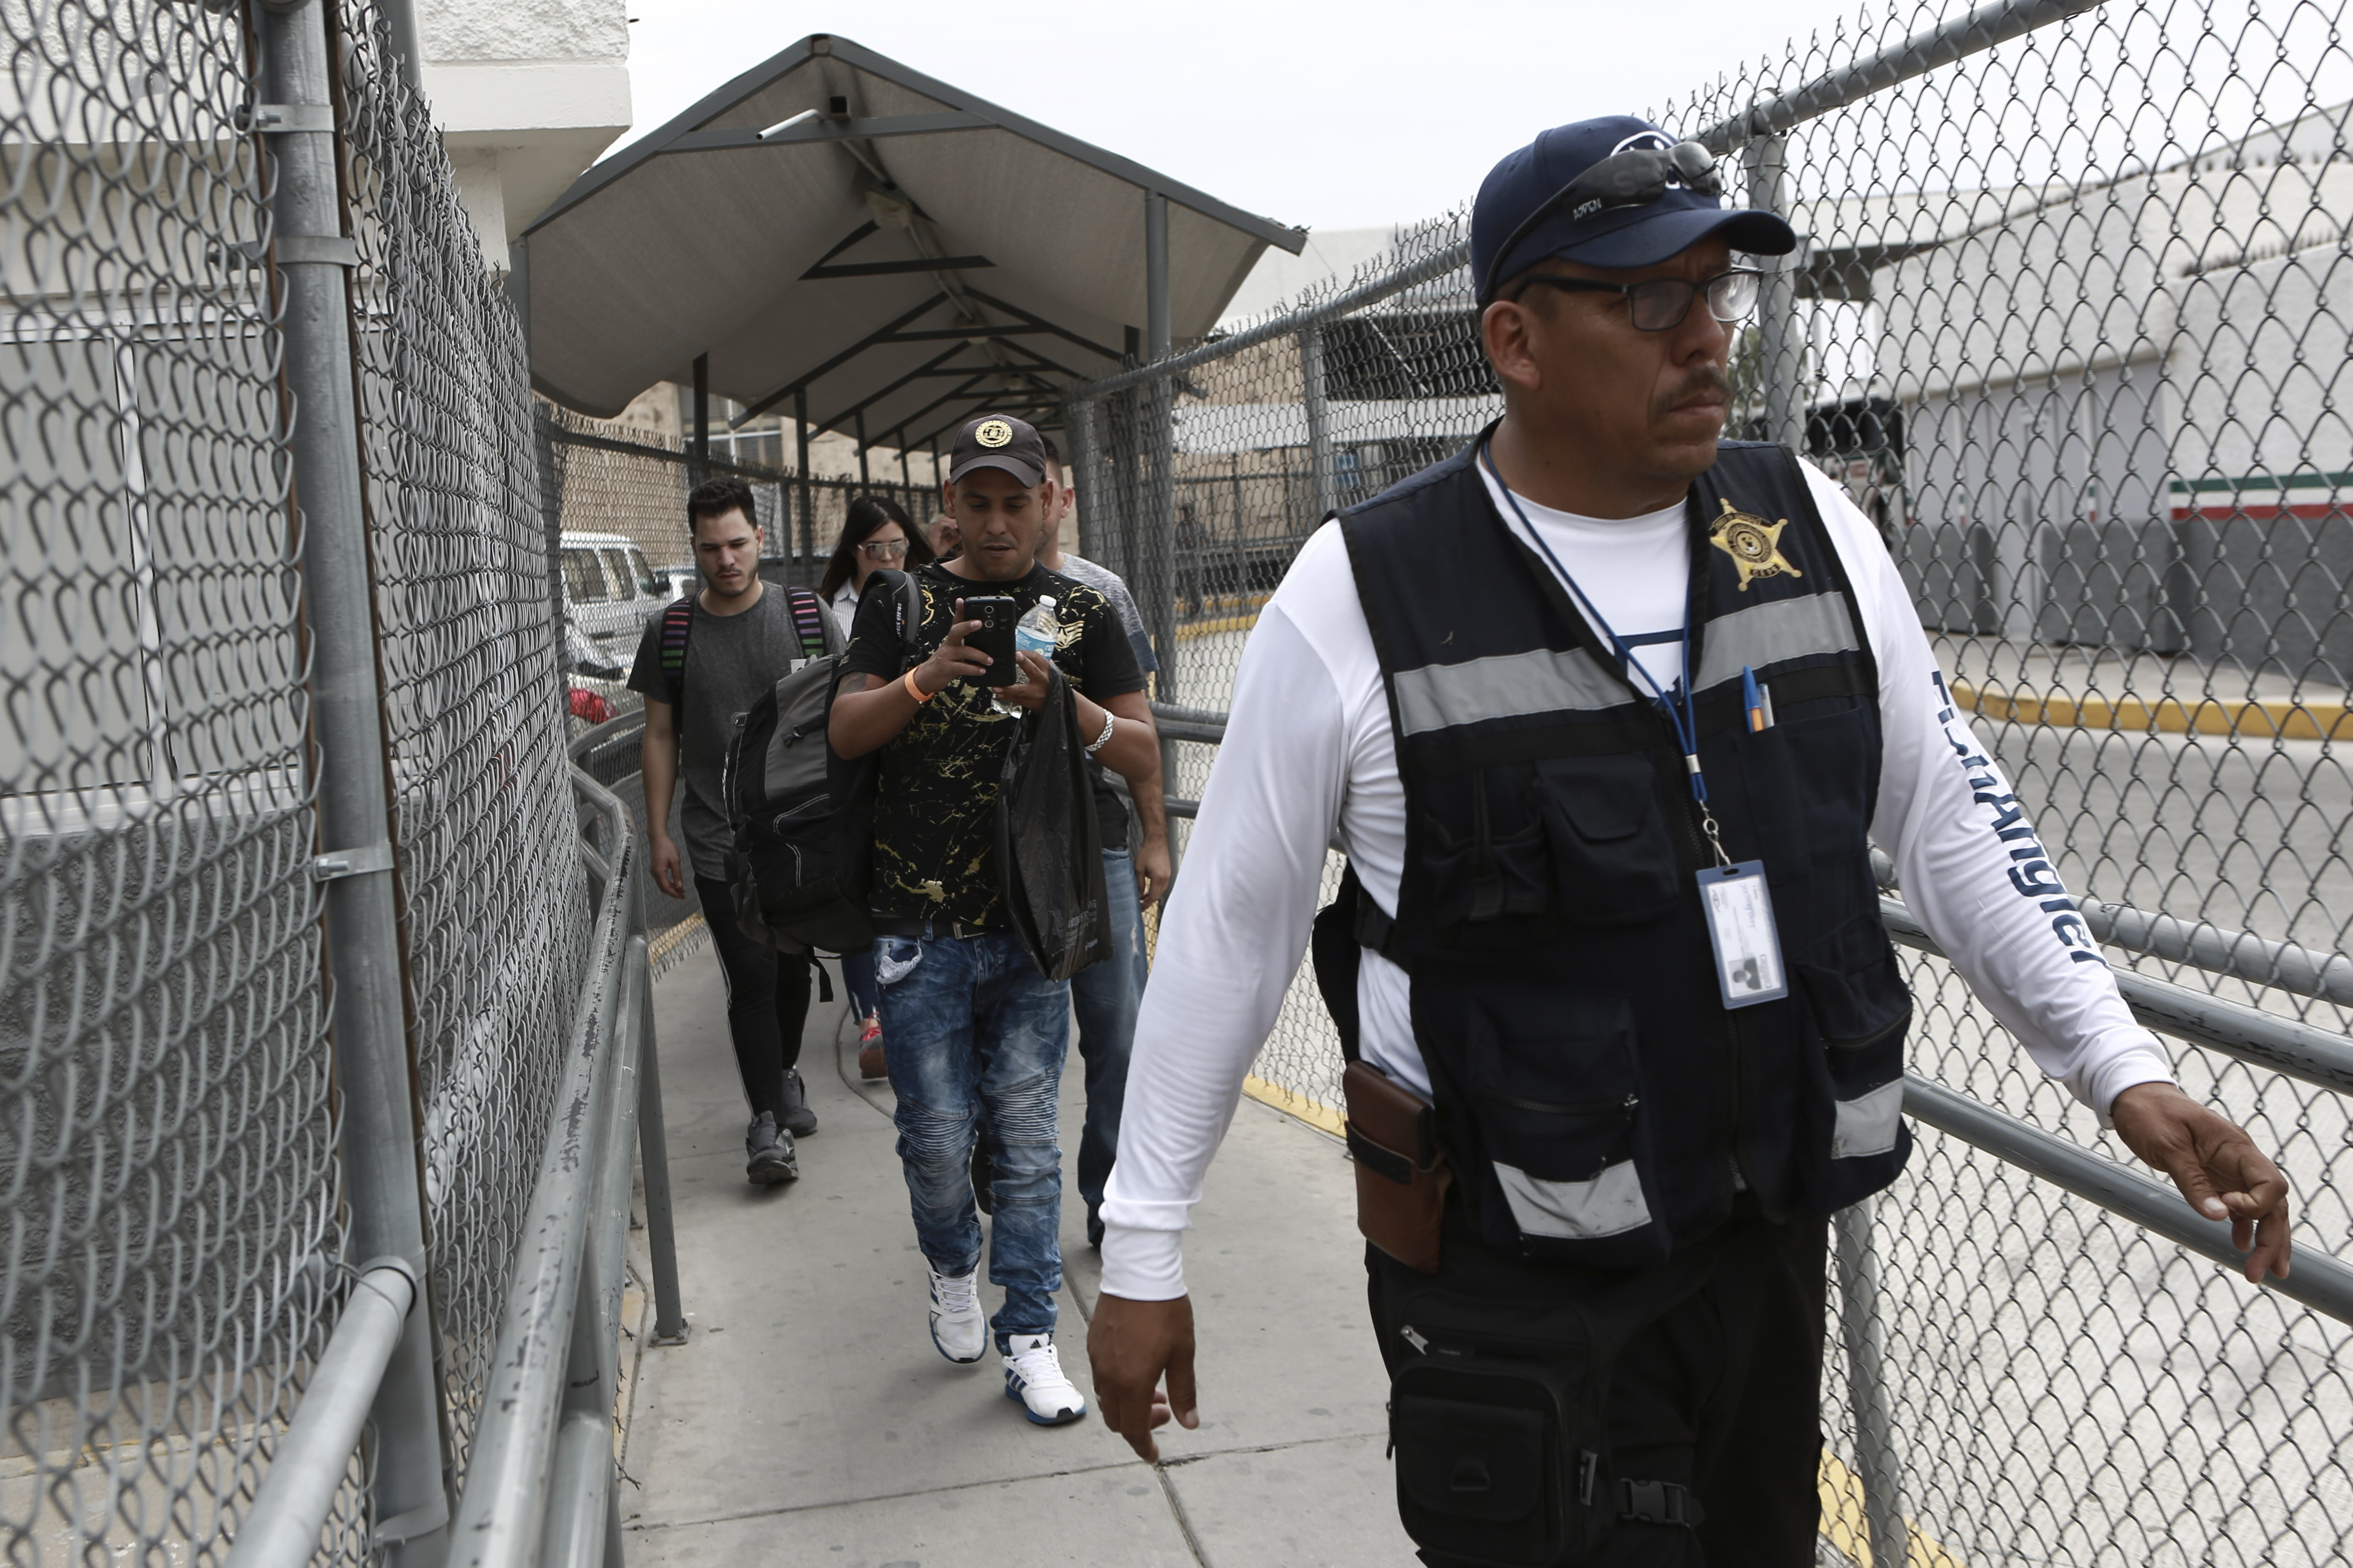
[[735, 292, 953, 425]]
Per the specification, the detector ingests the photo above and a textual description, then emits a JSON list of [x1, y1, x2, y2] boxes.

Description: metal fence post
[[623, 849, 687, 1345], [1142, 193, 1180, 825], [535, 406, 567, 674], [1833, 1198, 1905, 1568], [1301, 323, 1334, 524], [1741, 133, 1807, 456], [1067, 396, 1104, 561], [257, 0, 452, 1559]]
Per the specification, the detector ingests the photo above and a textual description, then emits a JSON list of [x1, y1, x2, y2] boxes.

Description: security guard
[[1086, 117, 2292, 1563]]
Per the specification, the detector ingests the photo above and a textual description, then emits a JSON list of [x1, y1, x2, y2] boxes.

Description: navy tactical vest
[[1340, 433, 1911, 1267]]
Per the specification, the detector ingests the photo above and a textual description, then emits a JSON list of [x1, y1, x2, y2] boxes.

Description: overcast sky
[[613, 0, 1858, 232]]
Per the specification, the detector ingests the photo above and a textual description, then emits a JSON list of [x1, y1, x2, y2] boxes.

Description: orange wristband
[[902, 667, 934, 703]]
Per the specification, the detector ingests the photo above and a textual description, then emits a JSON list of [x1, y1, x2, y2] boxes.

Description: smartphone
[[962, 595, 1019, 685]]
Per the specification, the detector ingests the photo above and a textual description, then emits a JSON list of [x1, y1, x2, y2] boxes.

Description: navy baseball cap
[[1471, 116, 1796, 304]]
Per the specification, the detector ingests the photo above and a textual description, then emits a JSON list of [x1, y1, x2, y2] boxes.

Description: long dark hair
[[819, 495, 931, 599]]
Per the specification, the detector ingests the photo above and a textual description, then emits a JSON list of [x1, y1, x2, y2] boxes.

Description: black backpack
[[718, 570, 920, 953]]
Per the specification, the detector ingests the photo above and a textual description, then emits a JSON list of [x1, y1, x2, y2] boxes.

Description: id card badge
[[1696, 861, 1787, 1009]]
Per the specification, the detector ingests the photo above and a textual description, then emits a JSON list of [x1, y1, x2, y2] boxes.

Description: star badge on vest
[[1709, 498, 1803, 591], [974, 418, 1013, 448]]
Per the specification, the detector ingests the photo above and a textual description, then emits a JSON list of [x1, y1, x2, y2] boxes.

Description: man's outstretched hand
[[2110, 1081, 2292, 1281], [1088, 1293, 1198, 1462]]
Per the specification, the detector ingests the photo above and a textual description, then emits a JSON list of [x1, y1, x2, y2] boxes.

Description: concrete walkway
[[616, 950, 1420, 1568]]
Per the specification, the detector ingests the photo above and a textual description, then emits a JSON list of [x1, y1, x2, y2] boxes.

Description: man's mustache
[[1660, 366, 1733, 413]]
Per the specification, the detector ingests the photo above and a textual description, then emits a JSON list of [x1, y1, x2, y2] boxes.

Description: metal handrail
[[226, 770, 674, 1568], [447, 769, 656, 1568], [1877, 899, 2353, 1097], [1902, 1075, 2353, 1323], [225, 1262, 420, 1568], [1162, 702, 2353, 1008]]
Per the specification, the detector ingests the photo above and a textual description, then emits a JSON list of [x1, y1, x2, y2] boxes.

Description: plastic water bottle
[[994, 596, 1059, 716]]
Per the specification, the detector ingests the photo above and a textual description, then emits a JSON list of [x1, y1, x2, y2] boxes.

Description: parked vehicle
[[1741, 395, 1912, 553], [560, 531, 663, 676], [1804, 397, 1910, 553]]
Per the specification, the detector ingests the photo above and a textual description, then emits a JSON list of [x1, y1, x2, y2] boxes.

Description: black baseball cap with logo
[[946, 413, 1048, 489]]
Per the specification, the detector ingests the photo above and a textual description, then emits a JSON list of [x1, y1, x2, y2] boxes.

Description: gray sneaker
[[778, 1068, 817, 1139], [746, 1112, 798, 1185]]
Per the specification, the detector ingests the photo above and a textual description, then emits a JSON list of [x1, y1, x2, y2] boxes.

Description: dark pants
[[1367, 1198, 1827, 1567], [694, 877, 812, 1123], [841, 946, 880, 1020]]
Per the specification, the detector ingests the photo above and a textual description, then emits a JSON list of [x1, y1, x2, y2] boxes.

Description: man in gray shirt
[[629, 478, 836, 1183], [1031, 436, 1168, 1247]]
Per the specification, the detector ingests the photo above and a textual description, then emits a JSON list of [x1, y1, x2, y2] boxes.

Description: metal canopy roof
[[517, 34, 1306, 447]]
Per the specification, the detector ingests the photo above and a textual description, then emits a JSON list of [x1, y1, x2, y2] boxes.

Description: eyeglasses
[[858, 538, 910, 558], [1510, 268, 1761, 332]]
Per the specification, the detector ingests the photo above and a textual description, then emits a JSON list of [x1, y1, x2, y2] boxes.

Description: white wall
[[420, 0, 632, 266]]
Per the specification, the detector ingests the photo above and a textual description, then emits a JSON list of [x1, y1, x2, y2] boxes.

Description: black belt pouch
[[1385, 1286, 1612, 1568]]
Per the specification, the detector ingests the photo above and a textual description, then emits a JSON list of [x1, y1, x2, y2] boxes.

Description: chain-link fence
[[0, 0, 356, 1561], [1071, 0, 2353, 1558], [0, 0, 626, 1559], [332, 0, 600, 1487]]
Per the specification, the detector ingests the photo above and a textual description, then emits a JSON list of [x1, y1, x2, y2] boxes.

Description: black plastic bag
[[995, 664, 1111, 981]]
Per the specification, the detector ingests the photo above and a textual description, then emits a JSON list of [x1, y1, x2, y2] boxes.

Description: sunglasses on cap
[[1481, 140, 1726, 304]]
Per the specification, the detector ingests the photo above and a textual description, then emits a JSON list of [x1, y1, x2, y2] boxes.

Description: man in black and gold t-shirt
[[830, 414, 1156, 1428]]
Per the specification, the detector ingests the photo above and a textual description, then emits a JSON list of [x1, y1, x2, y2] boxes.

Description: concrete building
[[420, 0, 632, 267], [1798, 101, 2353, 681]]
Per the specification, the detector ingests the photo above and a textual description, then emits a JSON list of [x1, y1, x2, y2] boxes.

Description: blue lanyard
[[1479, 442, 1711, 806]]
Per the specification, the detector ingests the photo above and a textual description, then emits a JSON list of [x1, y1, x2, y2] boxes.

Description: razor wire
[[1070, 0, 2353, 1559]]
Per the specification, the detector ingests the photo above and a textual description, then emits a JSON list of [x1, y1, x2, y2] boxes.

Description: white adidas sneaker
[[928, 1266, 985, 1364], [1002, 1332, 1087, 1425]]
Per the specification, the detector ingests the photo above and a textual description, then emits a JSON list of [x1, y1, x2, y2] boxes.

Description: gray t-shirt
[[1056, 552, 1159, 676], [1051, 553, 1157, 852], [626, 586, 813, 881]]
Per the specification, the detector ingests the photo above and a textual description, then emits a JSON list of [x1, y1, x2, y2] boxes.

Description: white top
[[825, 579, 861, 640], [1097, 460, 2179, 1301]]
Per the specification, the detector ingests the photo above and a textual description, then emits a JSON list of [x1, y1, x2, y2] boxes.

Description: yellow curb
[[649, 912, 706, 967], [1240, 1075, 1347, 1141], [1172, 591, 1275, 643], [1174, 611, 1266, 642], [1818, 1449, 1967, 1566], [1951, 679, 2353, 742]]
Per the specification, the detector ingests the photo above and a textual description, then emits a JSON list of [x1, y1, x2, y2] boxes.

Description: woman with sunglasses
[[819, 494, 934, 641], [818, 495, 934, 1072]]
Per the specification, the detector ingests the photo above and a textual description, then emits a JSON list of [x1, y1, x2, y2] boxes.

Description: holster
[[1345, 1059, 1451, 1275]]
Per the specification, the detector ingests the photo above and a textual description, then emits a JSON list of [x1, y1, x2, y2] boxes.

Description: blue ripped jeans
[[1069, 849, 1148, 1221], [876, 926, 1070, 1349]]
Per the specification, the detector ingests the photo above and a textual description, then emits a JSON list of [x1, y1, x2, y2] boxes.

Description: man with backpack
[[829, 413, 1158, 1427], [630, 477, 840, 1185]]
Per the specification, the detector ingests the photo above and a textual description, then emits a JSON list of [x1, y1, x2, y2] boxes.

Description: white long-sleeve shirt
[[1098, 460, 2178, 1301]]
